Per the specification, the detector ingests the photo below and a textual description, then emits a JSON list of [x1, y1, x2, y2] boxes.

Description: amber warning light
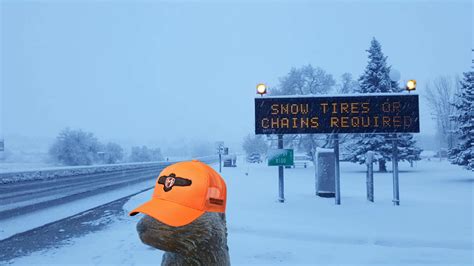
[[256, 83, 267, 96], [406, 80, 417, 92]]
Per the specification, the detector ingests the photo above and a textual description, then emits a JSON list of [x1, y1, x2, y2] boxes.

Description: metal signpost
[[392, 136, 400, 205], [215, 141, 224, 173], [255, 94, 420, 205], [277, 135, 285, 202], [366, 151, 374, 202], [333, 134, 341, 205]]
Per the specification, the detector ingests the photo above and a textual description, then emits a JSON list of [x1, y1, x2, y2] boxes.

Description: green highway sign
[[268, 149, 294, 166]]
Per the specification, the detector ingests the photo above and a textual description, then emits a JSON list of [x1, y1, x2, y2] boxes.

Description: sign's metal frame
[[255, 94, 420, 135]]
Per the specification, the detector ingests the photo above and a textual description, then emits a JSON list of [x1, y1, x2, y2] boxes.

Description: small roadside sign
[[268, 149, 294, 166]]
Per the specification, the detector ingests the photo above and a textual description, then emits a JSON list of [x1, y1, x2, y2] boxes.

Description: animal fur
[[136, 212, 230, 266]]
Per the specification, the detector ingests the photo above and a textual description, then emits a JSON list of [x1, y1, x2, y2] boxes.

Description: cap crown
[[152, 160, 226, 213]]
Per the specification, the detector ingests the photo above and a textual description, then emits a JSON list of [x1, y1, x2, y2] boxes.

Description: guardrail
[[0, 156, 218, 220], [0, 155, 219, 184]]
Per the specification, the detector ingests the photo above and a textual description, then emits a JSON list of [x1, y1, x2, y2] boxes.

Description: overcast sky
[[1, 0, 472, 148]]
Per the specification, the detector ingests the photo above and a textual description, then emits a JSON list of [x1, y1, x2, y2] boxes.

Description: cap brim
[[129, 198, 205, 227]]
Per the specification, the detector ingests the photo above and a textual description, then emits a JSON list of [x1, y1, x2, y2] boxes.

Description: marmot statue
[[136, 212, 231, 266], [130, 160, 230, 266]]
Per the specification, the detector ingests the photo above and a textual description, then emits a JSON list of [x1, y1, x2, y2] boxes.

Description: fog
[[1, 0, 471, 152]]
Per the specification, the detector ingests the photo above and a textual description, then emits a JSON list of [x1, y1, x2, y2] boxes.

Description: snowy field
[[7, 158, 473, 265]]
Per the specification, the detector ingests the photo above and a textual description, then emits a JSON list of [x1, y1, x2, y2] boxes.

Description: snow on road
[[7, 158, 474, 265], [0, 180, 153, 240]]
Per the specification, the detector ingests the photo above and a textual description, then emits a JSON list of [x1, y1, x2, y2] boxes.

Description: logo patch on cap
[[157, 173, 192, 192]]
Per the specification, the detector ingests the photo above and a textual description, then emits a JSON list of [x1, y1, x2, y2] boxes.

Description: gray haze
[[1, 0, 472, 150]]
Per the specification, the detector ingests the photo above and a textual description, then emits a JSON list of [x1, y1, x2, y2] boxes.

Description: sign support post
[[216, 141, 224, 173], [334, 134, 341, 205], [277, 134, 285, 203], [366, 151, 374, 202], [219, 152, 222, 173], [392, 135, 400, 206]]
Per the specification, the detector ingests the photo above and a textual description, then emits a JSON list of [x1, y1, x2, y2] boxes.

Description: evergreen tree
[[396, 134, 422, 164], [347, 38, 421, 171], [449, 71, 474, 171], [358, 38, 400, 94]]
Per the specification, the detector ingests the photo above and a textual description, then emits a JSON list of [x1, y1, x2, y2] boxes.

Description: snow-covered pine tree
[[448, 71, 474, 171], [396, 133, 422, 165], [347, 37, 421, 171], [358, 38, 399, 94]]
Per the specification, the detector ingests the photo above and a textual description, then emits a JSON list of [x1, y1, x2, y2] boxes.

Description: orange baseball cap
[[129, 160, 227, 227]]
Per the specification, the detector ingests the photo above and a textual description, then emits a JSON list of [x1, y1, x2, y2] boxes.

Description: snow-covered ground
[[7, 158, 473, 265]]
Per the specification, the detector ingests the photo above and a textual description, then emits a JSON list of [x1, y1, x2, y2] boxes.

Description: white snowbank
[[316, 147, 334, 154], [0, 156, 217, 184], [0, 161, 167, 184]]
